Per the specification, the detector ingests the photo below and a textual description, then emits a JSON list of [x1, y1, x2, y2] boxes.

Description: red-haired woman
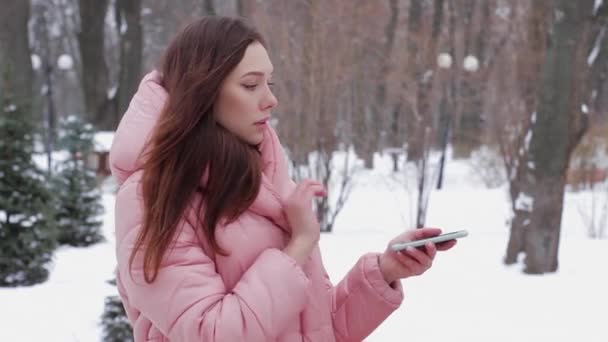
[[110, 16, 456, 342]]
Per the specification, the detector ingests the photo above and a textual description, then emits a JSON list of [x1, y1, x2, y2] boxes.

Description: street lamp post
[[435, 53, 479, 190], [436, 53, 452, 190]]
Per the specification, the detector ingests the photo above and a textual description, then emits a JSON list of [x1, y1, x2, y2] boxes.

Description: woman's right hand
[[282, 179, 326, 265]]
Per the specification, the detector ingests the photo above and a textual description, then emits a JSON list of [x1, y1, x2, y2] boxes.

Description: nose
[[261, 86, 278, 111]]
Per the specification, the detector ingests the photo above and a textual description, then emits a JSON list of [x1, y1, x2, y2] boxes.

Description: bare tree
[[415, 127, 433, 228], [0, 0, 34, 113], [253, 0, 361, 232], [303, 0, 353, 232], [202, 0, 216, 15], [31, 3, 58, 171], [588, 0, 608, 114], [407, 0, 446, 228], [77, 0, 111, 128], [503, 1, 550, 266], [236, 0, 245, 17], [402, 0, 424, 162], [507, 0, 594, 274], [451, 0, 480, 158], [115, 0, 143, 121], [378, 0, 400, 171]]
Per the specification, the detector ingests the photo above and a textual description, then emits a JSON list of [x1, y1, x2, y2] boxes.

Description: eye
[[243, 84, 258, 90], [267, 81, 275, 87]]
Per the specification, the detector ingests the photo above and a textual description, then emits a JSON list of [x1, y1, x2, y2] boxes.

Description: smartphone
[[390, 230, 468, 252]]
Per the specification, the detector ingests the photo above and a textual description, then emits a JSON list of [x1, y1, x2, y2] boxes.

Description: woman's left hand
[[378, 227, 457, 285]]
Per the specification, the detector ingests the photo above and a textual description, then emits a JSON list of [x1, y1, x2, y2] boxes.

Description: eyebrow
[[240, 70, 274, 78]]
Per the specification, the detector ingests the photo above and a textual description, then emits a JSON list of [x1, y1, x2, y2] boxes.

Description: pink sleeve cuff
[[362, 253, 404, 306]]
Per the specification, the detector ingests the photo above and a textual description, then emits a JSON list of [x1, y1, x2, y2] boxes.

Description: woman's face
[[214, 41, 278, 146]]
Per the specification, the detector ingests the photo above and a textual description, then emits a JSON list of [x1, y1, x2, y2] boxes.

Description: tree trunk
[[588, 2, 608, 113], [78, 0, 111, 129], [504, 1, 550, 265], [0, 0, 33, 114], [436, 86, 449, 189], [404, 0, 423, 161], [202, 0, 216, 15], [453, 0, 481, 158], [406, 0, 444, 162], [115, 0, 143, 127], [509, 0, 593, 274], [372, 0, 399, 155], [390, 103, 403, 172], [236, 0, 255, 18]]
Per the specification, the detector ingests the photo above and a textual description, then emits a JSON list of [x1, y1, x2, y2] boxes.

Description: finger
[[295, 179, 318, 192], [394, 251, 418, 271], [436, 239, 457, 251], [396, 252, 424, 276], [403, 247, 432, 267], [303, 184, 326, 200], [424, 242, 437, 260], [413, 227, 442, 240], [298, 179, 324, 195]]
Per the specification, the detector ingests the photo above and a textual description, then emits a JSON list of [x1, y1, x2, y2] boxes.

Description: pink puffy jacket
[[110, 71, 404, 342]]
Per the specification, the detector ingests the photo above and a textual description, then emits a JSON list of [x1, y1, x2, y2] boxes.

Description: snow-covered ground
[[1, 153, 607, 341]]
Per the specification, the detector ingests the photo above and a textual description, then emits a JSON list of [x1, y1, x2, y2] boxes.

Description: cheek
[[216, 92, 258, 139], [232, 91, 257, 115], [216, 91, 241, 127], [224, 89, 255, 116]]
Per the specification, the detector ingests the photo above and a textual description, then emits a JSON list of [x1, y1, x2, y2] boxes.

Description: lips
[[254, 117, 270, 125]]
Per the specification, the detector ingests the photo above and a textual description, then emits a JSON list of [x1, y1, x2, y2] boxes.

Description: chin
[[244, 132, 264, 146]]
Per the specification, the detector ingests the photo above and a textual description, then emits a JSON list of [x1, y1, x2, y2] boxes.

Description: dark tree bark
[[588, 1, 608, 113], [405, 0, 444, 163], [115, 0, 143, 127], [505, 1, 551, 265], [454, 0, 492, 158], [403, 0, 423, 162], [77, 0, 111, 128], [203, 0, 216, 15], [507, 0, 594, 274], [380, 0, 401, 172], [0, 0, 33, 113]]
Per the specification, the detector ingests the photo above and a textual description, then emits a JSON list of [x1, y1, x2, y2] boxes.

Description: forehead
[[231, 42, 274, 76]]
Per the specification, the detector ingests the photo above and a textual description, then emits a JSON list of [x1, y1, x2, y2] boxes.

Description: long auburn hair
[[131, 16, 266, 283]]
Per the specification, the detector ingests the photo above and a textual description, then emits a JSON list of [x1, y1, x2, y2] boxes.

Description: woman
[[110, 16, 456, 342]]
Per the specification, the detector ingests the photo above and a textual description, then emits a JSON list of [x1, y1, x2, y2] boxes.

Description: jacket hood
[[109, 70, 288, 196]]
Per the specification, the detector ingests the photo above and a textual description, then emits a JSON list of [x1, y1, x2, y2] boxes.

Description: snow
[[0, 194, 118, 341], [4, 103, 17, 113], [495, 5, 511, 20], [94, 132, 115, 152], [555, 9, 565, 23], [1, 154, 607, 341], [588, 27, 605, 66], [49, 21, 62, 38], [527, 161, 535, 170], [582, 103, 590, 114], [515, 192, 534, 211], [120, 20, 128, 35], [57, 54, 74, 70], [595, 0, 604, 15], [463, 55, 480, 72], [107, 86, 118, 100], [31, 54, 41, 71], [524, 129, 532, 150], [437, 52, 453, 69], [31, 151, 71, 171]]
